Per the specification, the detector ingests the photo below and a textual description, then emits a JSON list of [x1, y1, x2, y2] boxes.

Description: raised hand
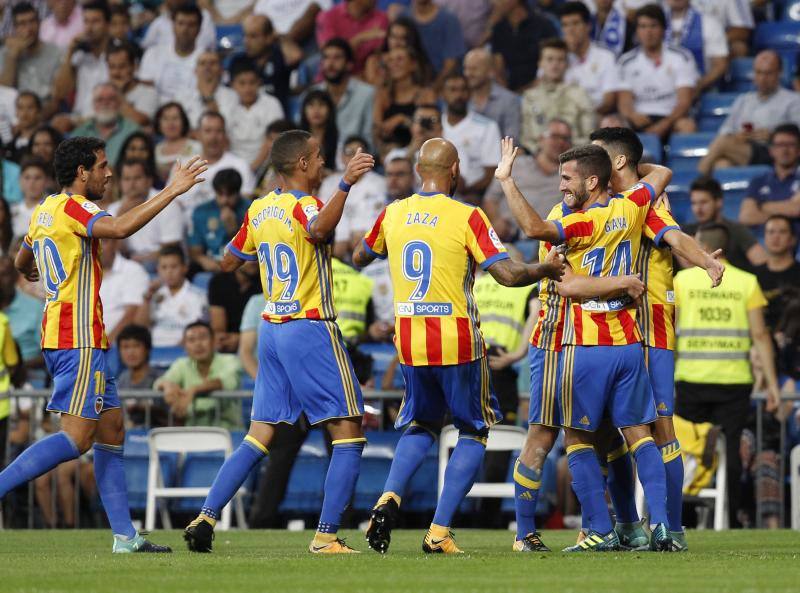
[[342, 147, 376, 186], [705, 249, 725, 288], [168, 156, 208, 195], [495, 136, 519, 182]]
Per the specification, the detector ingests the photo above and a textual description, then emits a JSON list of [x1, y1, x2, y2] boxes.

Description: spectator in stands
[[463, 47, 521, 141], [201, 0, 256, 25], [313, 38, 375, 148], [521, 38, 594, 154], [436, 0, 491, 50], [136, 246, 209, 348], [590, 0, 627, 57], [209, 265, 261, 353], [0, 152, 22, 204], [141, 0, 217, 52], [386, 153, 415, 200], [299, 89, 339, 170], [189, 168, 250, 273], [405, 0, 464, 89], [664, 0, 729, 95], [71, 83, 140, 168], [0, 85, 15, 150], [51, 0, 111, 124], [221, 62, 284, 170], [390, 102, 441, 165], [490, 0, 558, 92], [11, 156, 47, 240], [27, 125, 61, 190], [363, 16, 433, 89], [228, 14, 301, 112], [154, 102, 202, 182], [682, 176, 767, 271], [316, 0, 389, 75], [0, 2, 62, 109], [617, 4, 697, 139], [139, 2, 205, 105], [108, 159, 184, 270], [105, 41, 158, 128], [0, 199, 13, 256], [239, 294, 263, 382], [99, 239, 150, 344], [441, 73, 501, 204], [118, 131, 159, 184], [560, 1, 617, 116], [254, 0, 327, 45], [254, 118, 297, 194], [692, 0, 753, 58], [108, 3, 133, 45], [9, 91, 42, 162], [740, 124, 800, 231], [700, 51, 800, 175], [0, 256, 41, 367], [753, 215, 800, 331], [179, 111, 256, 217], [116, 324, 169, 428], [155, 321, 243, 429], [39, 0, 83, 50], [176, 50, 238, 130], [320, 136, 386, 259], [484, 118, 571, 242]]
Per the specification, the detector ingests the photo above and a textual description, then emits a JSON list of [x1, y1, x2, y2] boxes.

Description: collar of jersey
[[416, 191, 457, 199], [275, 188, 306, 200]]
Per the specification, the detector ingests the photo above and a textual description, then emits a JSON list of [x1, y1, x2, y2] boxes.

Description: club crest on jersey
[[303, 204, 319, 219]]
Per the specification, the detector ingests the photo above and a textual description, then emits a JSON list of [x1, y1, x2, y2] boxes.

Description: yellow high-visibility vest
[[332, 258, 374, 340], [0, 312, 19, 420], [473, 274, 532, 353], [674, 263, 766, 385]]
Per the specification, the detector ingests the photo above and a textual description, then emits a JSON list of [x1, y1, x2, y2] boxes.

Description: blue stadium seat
[[668, 191, 693, 225], [280, 430, 330, 513], [353, 431, 400, 510], [638, 133, 662, 164], [754, 21, 800, 58], [698, 93, 739, 133], [124, 430, 179, 512], [725, 56, 794, 92], [192, 272, 213, 292], [667, 168, 699, 194], [358, 342, 402, 390], [216, 24, 244, 52], [666, 133, 715, 172], [713, 166, 771, 221], [172, 452, 226, 512], [150, 346, 185, 369]]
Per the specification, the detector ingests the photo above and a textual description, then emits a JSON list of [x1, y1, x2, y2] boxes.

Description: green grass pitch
[[2, 529, 798, 593]]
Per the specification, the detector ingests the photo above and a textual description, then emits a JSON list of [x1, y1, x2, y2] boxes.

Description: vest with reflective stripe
[[674, 264, 762, 385], [0, 315, 12, 420], [473, 274, 531, 352], [332, 258, 374, 340]]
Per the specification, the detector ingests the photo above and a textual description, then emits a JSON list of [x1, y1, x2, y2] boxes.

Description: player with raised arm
[[496, 138, 674, 551], [183, 130, 375, 555], [353, 138, 565, 555], [3, 137, 207, 553], [591, 127, 724, 551]]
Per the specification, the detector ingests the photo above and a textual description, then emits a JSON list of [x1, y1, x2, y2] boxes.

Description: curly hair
[[53, 137, 106, 188]]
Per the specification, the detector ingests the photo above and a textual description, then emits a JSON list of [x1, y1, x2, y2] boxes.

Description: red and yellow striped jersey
[[363, 192, 509, 366], [555, 182, 656, 346], [228, 188, 336, 323], [638, 201, 681, 350], [22, 193, 109, 350], [530, 201, 570, 352]]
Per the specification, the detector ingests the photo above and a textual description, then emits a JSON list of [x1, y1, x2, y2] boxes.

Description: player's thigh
[[251, 321, 302, 426], [279, 320, 364, 425], [560, 345, 612, 432], [326, 416, 365, 441], [439, 356, 502, 434], [645, 346, 676, 418], [396, 364, 447, 429], [609, 343, 657, 431], [528, 346, 562, 428]]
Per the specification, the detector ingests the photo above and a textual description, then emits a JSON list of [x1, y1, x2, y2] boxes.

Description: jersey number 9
[[402, 240, 433, 301]]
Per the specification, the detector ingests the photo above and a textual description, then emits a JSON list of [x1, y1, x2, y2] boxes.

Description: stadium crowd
[[0, 0, 799, 532]]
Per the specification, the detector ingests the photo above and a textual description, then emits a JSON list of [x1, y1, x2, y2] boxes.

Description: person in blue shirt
[[189, 168, 251, 273], [405, 0, 465, 89], [1, 157, 22, 204]]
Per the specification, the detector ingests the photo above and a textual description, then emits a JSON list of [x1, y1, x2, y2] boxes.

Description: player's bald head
[[417, 138, 458, 174]]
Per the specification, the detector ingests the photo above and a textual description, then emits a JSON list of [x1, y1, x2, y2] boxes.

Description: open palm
[[495, 137, 519, 182]]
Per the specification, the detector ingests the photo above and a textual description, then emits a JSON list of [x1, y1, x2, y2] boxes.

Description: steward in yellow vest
[[332, 257, 375, 342], [0, 311, 19, 464]]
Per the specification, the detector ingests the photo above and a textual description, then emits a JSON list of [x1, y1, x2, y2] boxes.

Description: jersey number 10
[[32, 238, 67, 303]]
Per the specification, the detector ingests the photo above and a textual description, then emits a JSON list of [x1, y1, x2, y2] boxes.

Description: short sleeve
[[155, 358, 187, 388], [465, 208, 509, 270], [226, 210, 257, 261], [215, 355, 242, 390], [643, 204, 680, 246], [63, 196, 109, 238], [675, 53, 699, 88], [624, 182, 656, 207], [362, 207, 388, 260], [747, 277, 768, 310], [292, 195, 324, 238], [553, 211, 596, 249]]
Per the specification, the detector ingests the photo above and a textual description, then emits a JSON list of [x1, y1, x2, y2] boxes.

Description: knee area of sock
[[514, 457, 542, 484], [93, 442, 124, 456], [331, 437, 366, 452], [458, 429, 488, 446], [407, 422, 438, 439], [65, 432, 92, 455], [566, 443, 595, 461]]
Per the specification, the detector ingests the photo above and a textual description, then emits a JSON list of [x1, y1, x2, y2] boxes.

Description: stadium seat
[[725, 57, 794, 91], [754, 21, 800, 62], [667, 168, 699, 194], [124, 429, 178, 512], [667, 191, 693, 225], [358, 342, 402, 390], [353, 431, 400, 510], [665, 133, 715, 172], [713, 166, 771, 220], [638, 133, 662, 164], [191, 272, 213, 291], [172, 452, 225, 513], [697, 93, 738, 133], [216, 23, 244, 52], [280, 430, 329, 514], [149, 345, 185, 369]]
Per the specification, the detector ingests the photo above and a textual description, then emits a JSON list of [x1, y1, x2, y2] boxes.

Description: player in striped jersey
[[591, 127, 724, 551], [184, 130, 376, 555], [2, 137, 207, 552], [497, 138, 676, 551], [354, 138, 565, 554]]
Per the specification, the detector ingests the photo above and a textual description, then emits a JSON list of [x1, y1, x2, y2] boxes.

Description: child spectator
[[116, 324, 169, 428]]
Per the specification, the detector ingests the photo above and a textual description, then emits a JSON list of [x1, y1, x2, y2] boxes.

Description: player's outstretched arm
[[91, 157, 208, 240], [494, 137, 561, 243], [487, 248, 565, 287], [637, 162, 673, 199], [557, 266, 646, 301], [661, 229, 725, 287], [309, 149, 375, 242]]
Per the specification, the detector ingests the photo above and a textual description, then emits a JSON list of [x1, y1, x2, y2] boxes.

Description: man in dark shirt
[[682, 176, 768, 271], [208, 267, 261, 353], [753, 215, 800, 329], [490, 0, 558, 92]]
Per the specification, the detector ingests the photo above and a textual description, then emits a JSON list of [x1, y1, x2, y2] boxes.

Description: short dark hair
[[16, 90, 42, 111], [120, 158, 152, 177], [770, 123, 800, 145], [54, 137, 107, 188], [82, 0, 111, 22], [540, 37, 568, 53], [635, 4, 666, 29], [560, 1, 591, 23], [229, 60, 261, 81], [117, 324, 152, 351], [212, 168, 242, 194], [158, 244, 186, 263], [696, 222, 729, 253], [765, 214, 796, 235], [589, 127, 643, 170], [322, 37, 355, 64], [443, 72, 468, 86], [690, 176, 723, 200], [343, 135, 369, 150], [270, 130, 312, 176], [19, 155, 48, 175], [155, 101, 191, 137], [266, 118, 296, 136], [109, 4, 131, 21], [199, 110, 226, 129], [184, 320, 213, 336], [12, 2, 37, 21], [558, 144, 611, 189], [172, 2, 202, 23], [107, 40, 138, 64]]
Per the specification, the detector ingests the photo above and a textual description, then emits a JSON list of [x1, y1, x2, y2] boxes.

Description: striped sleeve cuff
[[226, 241, 258, 261], [86, 211, 110, 238], [480, 252, 510, 270], [361, 238, 386, 260], [653, 225, 679, 247]]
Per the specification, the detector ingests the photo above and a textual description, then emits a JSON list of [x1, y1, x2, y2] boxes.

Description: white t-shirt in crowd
[[692, 0, 753, 29], [668, 10, 728, 74], [70, 49, 109, 118], [107, 189, 185, 257], [11, 201, 35, 240], [140, 9, 217, 51], [221, 92, 284, 166], [176, 83, 238, 129], [253, 0, 331, 35], [566, 43, 618, 109], [216, 0, 255, 19], [178, 151, 256, 224], [0, 85, 18, 147], [442, 111, 502, 187], [138, 44, 204, 104], [360, 257, 393, 323], [100, 253, 150, 336], [150, 280, 209, 347], [319, 170, 387, 241], [126, 82, 159, 121], [615, 44, 698, 117]]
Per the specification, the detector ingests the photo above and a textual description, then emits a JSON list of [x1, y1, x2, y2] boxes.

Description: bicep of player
[[465, 208, 509, 269], [293, 196, 326, 243]]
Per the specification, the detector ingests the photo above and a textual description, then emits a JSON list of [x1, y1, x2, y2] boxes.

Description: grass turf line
[[1, 529, 798, 593]]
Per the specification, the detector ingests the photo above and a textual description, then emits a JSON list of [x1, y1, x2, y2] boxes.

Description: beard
[[95, 110, 118, 126], [324, 69, 346, 85], [448, 101, 467, 117]]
